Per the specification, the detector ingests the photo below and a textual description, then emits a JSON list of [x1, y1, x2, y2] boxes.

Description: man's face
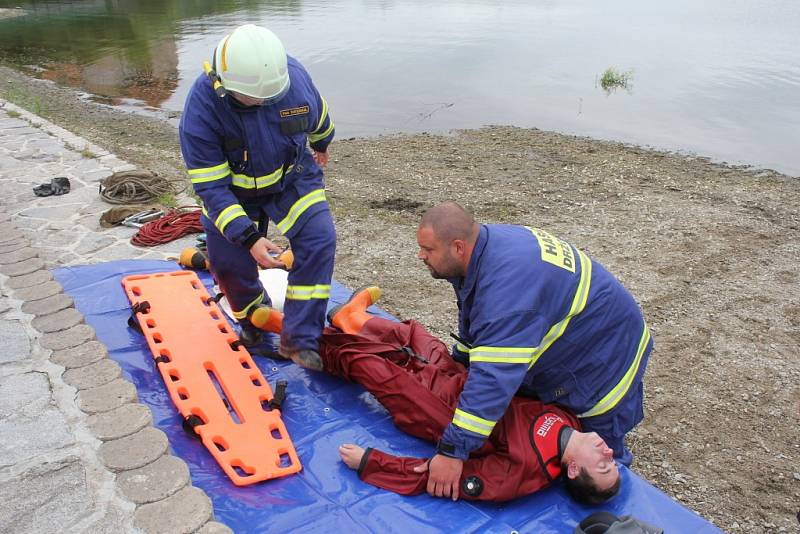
[[416, 225, 464, 279], [230, 91, 266, 107], [570, 432, 620, 491]]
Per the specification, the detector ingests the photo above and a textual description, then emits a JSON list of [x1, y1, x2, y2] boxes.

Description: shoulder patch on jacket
[[280, 105, 310, 118]]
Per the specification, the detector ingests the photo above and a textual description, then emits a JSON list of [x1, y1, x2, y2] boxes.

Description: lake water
[[1, 0, 798, 175]]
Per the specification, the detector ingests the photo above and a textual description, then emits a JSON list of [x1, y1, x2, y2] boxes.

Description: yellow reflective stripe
[[285, 284, 331, 301], [188, 162, 230, 183], [452, 409, 495, 436], [308, 121, 334, 143], [276, 189, 326, 234], [455, 342, 470, 353], [579, 324, 650, 418], [215, 204, 247, 233], [231, 165, 292, 190], [469, 346, 534, 364], [232, 292, 265, 320], [315, 97, 329, 131], [528, 248, 592, 369]]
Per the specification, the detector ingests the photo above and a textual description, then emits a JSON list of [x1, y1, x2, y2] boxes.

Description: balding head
[[419, 202, 479, 245], [416, 202, 480, 279]]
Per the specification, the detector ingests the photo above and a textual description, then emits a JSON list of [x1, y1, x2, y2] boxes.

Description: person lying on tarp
[[252, 287, 620, 504]]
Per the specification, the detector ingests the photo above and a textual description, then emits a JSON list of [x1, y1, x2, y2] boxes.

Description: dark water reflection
[[0, 0, 798, 175]]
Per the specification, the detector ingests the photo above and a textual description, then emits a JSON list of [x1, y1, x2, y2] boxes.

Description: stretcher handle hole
[[218, 324, 229, 334], [177, 389, 189, 400], [146, 319, 156, 328], [240, 359, 251, 370], [168, 370, 180, 382], [270, 427, 282, 440], [212, 437, 229, 452], [131, 287, 141, 296], [277, 452, 292, 468], [231, 462, 255, 477], [191, 280, 201, 290], [152, 333, 163, 344], [229, 340, 243, 351], [251, 376, 261, 387], [210, 311, 220, 320]]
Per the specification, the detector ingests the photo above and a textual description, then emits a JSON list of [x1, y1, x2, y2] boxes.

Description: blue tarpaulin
[[55, 260, 720, 533]]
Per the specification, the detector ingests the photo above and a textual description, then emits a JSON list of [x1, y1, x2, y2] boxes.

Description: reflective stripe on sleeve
[[455, 342, 470, 353], [308, 121, 334, 144], [276, 189, 326, 234], [215, 204, 248, 233], [528, 247, 592, 369], [188, 162, 230, 184], [578, 324, 650, 418], [285, 284, 331, 301], [452, 409, 495, 437], [315, 97, 329, 131], [469, 346, 534, 364]]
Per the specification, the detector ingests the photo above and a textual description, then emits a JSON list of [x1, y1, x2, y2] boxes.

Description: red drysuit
[[319, 316, 581, 502]]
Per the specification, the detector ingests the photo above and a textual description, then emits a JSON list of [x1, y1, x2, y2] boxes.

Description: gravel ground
[[2, 65, 798, 533]]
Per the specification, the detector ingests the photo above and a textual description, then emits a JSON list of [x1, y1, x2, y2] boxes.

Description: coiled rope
[[99, 170, 183, 205]]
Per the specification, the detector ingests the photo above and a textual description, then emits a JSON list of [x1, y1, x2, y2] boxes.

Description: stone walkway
[[0, 100, 231, 533]]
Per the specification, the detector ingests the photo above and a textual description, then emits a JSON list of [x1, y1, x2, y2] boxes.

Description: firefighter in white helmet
[[179, 24, 336, 371]]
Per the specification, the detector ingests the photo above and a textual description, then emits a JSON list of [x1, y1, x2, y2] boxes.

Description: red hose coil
[[131, 209, 204, 247]]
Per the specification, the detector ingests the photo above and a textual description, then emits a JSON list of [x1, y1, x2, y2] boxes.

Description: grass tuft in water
[[599, 67, 633, 94]]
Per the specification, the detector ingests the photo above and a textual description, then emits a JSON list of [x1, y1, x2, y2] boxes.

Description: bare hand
[[338, 443, 365, 470], [312, 149, 329, 168], [423, 454, 463, 501], [249, 237, 286, 269]]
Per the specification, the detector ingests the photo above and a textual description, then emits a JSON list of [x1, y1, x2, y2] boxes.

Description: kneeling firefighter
[[179, 23, 336, 371]]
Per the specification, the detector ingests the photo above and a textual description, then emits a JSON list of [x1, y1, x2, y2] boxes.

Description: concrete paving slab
[[20, 292, 74, 316], [4, 269, 51, 289], [98, 426, 168, 472], [0, 256, 43, 276], [117, 454, 190, 504], [133, 486, 212, 534], [12, 279, 63, 301], [50, 340, 108, 369], [0, 246, 37, 264], [197, 521, 235, 534], [86, 403, 153, 441], [40, 323, 96, 351], [77, 378, 137, 414], [0, 240, 31, 254], [62, 357, 121, 390], [31, 306, 84, 333]]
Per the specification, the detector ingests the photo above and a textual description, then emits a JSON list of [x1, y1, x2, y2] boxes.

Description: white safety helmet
[[214, 24, 290, 102]]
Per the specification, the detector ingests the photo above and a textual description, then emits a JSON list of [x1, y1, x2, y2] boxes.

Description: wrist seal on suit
[[241, 225, 261, 249], [436, 441, 457, 457]]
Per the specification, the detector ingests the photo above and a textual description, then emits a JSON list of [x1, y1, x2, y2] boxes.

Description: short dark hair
[[562, 464, 621, 505], [419, 202, 478, 243]]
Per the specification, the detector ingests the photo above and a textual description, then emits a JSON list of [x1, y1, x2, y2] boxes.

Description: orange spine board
[[122, 270, 301, 485]]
